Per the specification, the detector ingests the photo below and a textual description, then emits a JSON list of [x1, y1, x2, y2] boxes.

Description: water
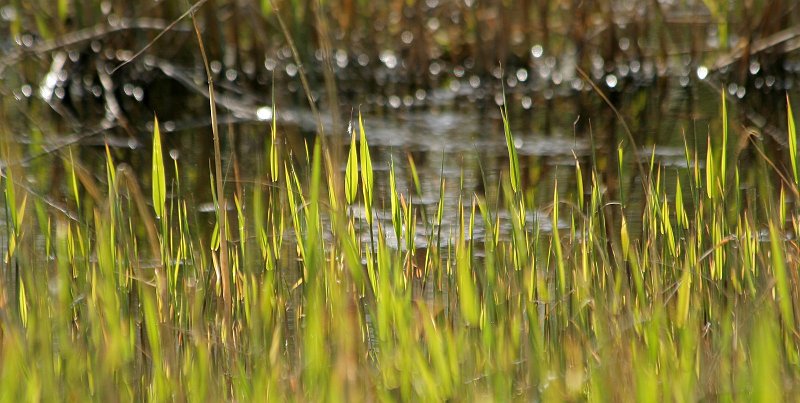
[[2, 44, 799, 238]]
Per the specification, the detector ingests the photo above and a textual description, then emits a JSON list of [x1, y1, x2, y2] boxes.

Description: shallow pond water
[[2, 47, 800, 247]]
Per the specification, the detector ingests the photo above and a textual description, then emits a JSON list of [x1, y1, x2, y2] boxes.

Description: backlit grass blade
[[18, 279, 27, 327], [359, 111, 373, 223], [4, 168, 17, 233], [284, 162, 304, 263], [769, 221, 795, 329], [305, 139, 323, 281], [456, 243, 480, 326], [618, 143, 625, 202], [389, 158, 402, 249], [751, 309, 783, 402], [269, 103, 279, 183], [345, 125, 358, 205], [621, 215, 630, 260], [575, 156, 584, 207], [675, 177, 689, 229], [68, 148, 80, 209], [788, 94, 798, 186], [720, 86, 728, 191], [152, 115, 166, 219], [57, 0, 67, 20], [676, 260, 691, 327], [6, 193, 27, 259], [552, 182, 565, 296], [407, 153, 421, 195], [501, 108, 520, 193], [705, 137, 715, 200]]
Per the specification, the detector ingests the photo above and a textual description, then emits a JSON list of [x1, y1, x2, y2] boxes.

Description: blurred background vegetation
[[3, 0, 800, 121]]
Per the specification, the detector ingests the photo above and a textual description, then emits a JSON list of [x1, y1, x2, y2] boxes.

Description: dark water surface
[[3, 48, 799, 239]]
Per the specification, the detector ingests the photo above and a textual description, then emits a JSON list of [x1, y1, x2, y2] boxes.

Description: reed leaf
[[152, 115, 167, 219], [359, 111, 373, 223], [345, 126, 358, 205], [788, 95, 798, 186]]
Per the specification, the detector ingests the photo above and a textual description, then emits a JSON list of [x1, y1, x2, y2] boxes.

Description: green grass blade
[[788, 94, 798, 186], [345, 127, 358, 205], [68, 148, 80, 210], [501, 108, 520, 193], [269, 104, 279, 183], [769, 221, 795, 329], [4, 168, 17, 233], [720, 86, 728, 191], [152, 115, 166, 219], [389, 158, 401, 249], [359, 111, 373, 223], [407, 153, 421, 196]]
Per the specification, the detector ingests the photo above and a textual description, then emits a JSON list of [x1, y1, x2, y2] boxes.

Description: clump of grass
[[1, 92, 800, 401]]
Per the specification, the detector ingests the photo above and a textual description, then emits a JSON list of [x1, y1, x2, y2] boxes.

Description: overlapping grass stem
[[1, 91, 800, 400]]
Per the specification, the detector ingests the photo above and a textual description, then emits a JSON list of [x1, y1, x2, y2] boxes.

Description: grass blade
[[788, 94, 798, 186], [152, 115, 166, 219], [359, 111, 373, 223], [501, 108, 520, 193], [345, 125, 358, 205]]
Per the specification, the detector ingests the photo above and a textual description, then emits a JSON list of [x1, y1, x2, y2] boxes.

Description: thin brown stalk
[[314, 0, 345, 219], [575, 66, 649, 193], [269, 0, 324, 138], [190, 13, 231, 324], [119, 165, 161, 263], [110, 0, 210, 74]]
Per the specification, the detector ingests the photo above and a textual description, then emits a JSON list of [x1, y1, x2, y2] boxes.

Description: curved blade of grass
[[501, 108, 520, 193]]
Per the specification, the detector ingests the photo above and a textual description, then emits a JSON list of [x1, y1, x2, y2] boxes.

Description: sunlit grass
[[1, 92, 800, 401]]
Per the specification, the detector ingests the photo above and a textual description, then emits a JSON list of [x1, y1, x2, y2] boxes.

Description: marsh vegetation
[[2, 0, 800, 400]]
